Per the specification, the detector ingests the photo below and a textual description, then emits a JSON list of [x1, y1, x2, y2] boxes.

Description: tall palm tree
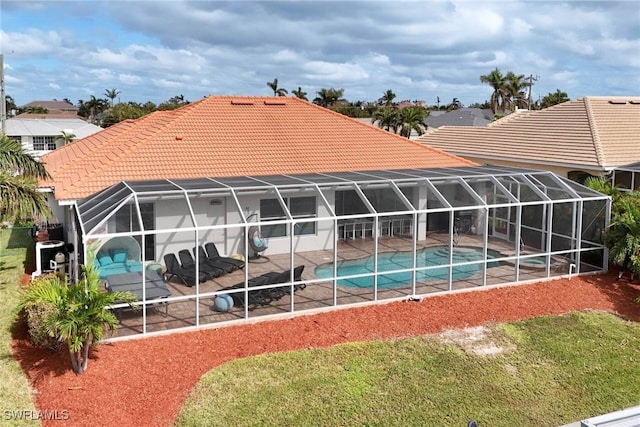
[[372, 107, 399, 132], [397, 107, 428, 138], [480, 68, 508, 114], [541, 89, 570, 109], [267, 78, 288, 96], [5, 95, 17, 117], [0, 134, 52, 222], [84, 95, 109, 124], [291, 87, 308, 100], [378, 89, 396, 107], [504, 72, 528, 111], [313, 88, 345, 108], [104, 88, 121, 107]]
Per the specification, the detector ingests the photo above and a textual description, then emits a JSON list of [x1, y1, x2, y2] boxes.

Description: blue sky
[[1, 0, 639, 107]]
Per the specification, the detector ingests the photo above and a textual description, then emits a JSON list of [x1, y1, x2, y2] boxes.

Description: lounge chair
[[222, 265, 306, 309], [193, 246, 234, 274], [105, 270, 171, 315], [163, 253, 207, 286], [178, 249, 222, 279], [204, 242, 245, 270], [261, 265, 306, 297]]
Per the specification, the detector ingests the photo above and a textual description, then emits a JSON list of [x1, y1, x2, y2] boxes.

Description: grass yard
[[177, 311, 640, 427], [0, 228, 39, 426]]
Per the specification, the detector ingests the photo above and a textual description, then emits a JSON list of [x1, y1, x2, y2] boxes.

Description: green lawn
[[0, 228, 40, 426], [177, 311, 640, 427]]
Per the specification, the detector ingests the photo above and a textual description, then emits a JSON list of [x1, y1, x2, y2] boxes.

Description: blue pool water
[[314, 247, 502, 288]]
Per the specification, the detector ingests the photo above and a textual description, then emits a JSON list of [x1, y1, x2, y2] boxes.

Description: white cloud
[[303, 61, 369, 82], [119, 74, 142, 85]]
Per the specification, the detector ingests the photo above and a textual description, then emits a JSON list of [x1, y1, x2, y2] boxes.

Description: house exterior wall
[[457, 156, 602, 180]]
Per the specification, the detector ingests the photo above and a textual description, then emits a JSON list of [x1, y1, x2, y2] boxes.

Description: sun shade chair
[[193, 246, 233, 274], [178, 249, 222, 280], [163, 253, 207, 286], [204, 242, 245, 270]]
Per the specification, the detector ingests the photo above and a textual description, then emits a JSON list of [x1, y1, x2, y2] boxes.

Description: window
[[260, 196, 316, 238], [33, 136, 57, 151], [114, 203, 155, 261]]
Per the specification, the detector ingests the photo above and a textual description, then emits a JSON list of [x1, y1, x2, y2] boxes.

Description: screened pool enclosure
[[73, 165, 610, 338]]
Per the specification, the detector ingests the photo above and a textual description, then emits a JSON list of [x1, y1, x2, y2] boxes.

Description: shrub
[[20, 265, 136, 374]]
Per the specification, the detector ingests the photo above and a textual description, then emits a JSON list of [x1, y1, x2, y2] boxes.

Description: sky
[[1, 0, 639, 107]]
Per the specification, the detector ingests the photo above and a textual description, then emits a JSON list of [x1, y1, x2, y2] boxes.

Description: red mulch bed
[[12, 271, 640, 427]]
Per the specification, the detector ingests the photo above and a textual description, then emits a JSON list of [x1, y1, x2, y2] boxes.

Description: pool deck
[[112, 233, 573, 338]]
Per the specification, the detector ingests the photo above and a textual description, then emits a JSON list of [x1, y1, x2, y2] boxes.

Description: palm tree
[[84, 95, 109, 124], [541, 89, 570, 109], [20, 261, 136, 374], [5, 95, 17, 117], [267, 78, 288, 97], [372, 107, 399, 132], [313, 88, 345, 108], [446, 98, 463, 111], [480, 68, 508, 114], [604, 196, 640, 274], [0, 134, 52, 222], [291, 87, 308, 100], [504, 72, 528, 111], [397, 107, 428, 138], [585, 176, 640, 275], [378, 89, 396, 107], [55, 130, 76, 147], [104, 88, 121, 107]]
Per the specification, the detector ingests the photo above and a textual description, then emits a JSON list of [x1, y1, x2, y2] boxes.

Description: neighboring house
[[416, 96, 640, 186], [355, 107, 493, 140], [426, 108, 494, 129], [37, 96, 608, 338], [6, 117, 102, 160], [20, 99, 79, 114]]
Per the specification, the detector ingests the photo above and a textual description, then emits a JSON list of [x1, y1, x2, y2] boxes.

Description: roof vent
[[264, 100, 286, 106], [608, 100, 627, 105], [231, 99, 254, 105], [175, 136, 183, 141], [629, 100, 640, 105]]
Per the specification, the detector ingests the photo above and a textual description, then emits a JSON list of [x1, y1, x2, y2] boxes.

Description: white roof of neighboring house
[[6, 118, 103, 139]]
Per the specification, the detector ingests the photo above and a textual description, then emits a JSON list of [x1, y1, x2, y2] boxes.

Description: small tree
[[20, 261, 136, 374]]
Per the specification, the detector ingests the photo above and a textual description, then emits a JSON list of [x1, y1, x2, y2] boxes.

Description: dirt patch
[[11, 271, 640, 427], [439, 325, 507, 356]]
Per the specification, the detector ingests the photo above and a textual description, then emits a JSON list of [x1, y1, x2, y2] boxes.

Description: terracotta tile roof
[[41, 96, 474, 200], [416, 96, 640, 171]]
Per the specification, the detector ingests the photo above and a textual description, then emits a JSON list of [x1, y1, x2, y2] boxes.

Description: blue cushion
[[111, 248, 128, 264], [97, 251, 114, 266], [253, 235, 266, 248]]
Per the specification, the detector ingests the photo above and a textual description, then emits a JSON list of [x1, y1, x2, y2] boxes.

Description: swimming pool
[[314, 246, 502, 288]]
